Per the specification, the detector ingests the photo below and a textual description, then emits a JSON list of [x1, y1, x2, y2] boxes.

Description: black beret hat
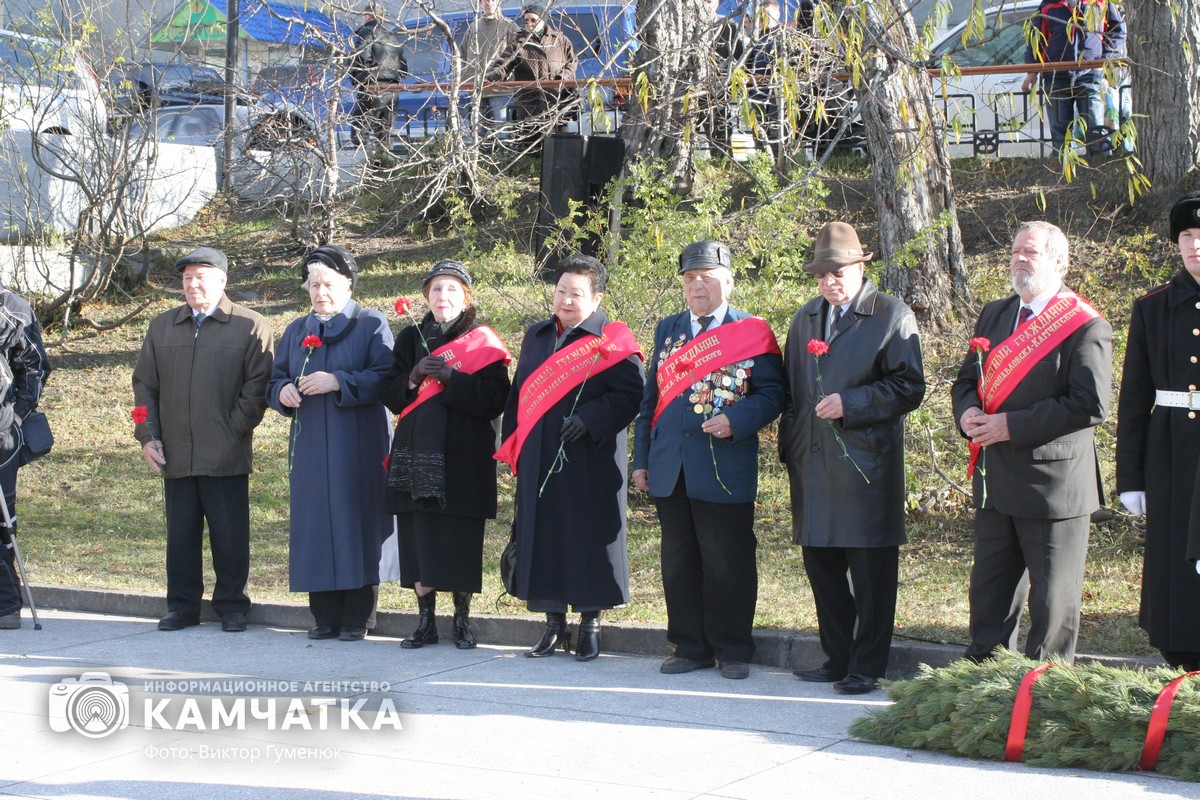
[[422, 259, 473, 289], [304, 245, 358, 289], [522, 3, 547, 17], [1170, 192, 1200, 243], [175, 246, 228, 273], [678, 240, 732, 274]]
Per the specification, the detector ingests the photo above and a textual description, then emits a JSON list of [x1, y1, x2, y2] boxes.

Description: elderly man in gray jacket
[[780, 221, 925, 695], [133, 247, 274, 633]]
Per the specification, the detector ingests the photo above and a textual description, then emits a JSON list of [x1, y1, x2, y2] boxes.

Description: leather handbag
[[500, 520, 518, 596], [18, 410, 53, 467]]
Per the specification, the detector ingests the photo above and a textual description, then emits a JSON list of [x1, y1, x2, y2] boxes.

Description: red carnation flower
[[395, 296, 412, 316], [301, 335, 323, 350], [595, 344, 610, 359], [674, 360, 693, 374], [807, 339, 830, 357], [969, 337, 991, 353], [131, 406, 148, 424]]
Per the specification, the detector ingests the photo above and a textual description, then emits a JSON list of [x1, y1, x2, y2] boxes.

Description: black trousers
[[803, 545, 899, 679], [0, 454, 18, 616], [163, 475, 251, 617], [657, 473, 757, 663], [309, 585, 378, 629], [966, 509, 1090, 662]]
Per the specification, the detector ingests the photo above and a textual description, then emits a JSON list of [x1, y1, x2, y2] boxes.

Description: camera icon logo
[[48, 672, 130, 738]]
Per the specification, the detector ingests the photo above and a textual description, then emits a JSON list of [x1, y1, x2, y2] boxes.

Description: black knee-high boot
[[526, 612, 570, 657], [452, 592, 476, 649], [575, 611, 601, 662], [401, 591, 439, 648]]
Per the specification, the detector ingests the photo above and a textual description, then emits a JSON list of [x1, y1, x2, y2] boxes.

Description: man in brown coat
[[486, 3, 577, 147], [132, 247, 274, 633]]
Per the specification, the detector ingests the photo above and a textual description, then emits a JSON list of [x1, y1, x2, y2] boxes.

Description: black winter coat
[[500, 308, 643, 609], [381, 309, 511, 520]]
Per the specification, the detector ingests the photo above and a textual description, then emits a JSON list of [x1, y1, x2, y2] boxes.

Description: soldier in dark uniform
[[1117, 191, 1200, 671]]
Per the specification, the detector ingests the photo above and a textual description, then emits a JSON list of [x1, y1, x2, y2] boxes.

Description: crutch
[[0, 488, 41, 630]]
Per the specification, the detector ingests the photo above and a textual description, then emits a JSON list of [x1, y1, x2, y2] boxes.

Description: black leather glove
[[417, 355, 445, 376], [560, 414, 587, 444], [435, 365, 454, 384]]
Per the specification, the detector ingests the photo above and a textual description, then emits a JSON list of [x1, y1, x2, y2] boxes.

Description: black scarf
[[387, 307, 477, 507]]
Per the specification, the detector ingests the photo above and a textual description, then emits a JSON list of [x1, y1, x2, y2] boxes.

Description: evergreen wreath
[[849, 651, 1200, 781]]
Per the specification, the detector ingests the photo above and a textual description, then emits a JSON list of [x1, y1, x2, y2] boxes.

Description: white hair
[[303, 262, 353, 290]]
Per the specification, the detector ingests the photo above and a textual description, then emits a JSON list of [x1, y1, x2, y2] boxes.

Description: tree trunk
[[622, 0, 709, 189], [842, 1, 968, 327], [1125, 0, 1200, 185]]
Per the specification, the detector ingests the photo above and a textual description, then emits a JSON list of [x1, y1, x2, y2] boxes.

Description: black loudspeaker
[[584, 135, 624, 205], [534, 134, 626, 281]]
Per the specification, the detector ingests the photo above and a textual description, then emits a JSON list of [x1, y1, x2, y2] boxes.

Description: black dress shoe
[[832, 674, 877, 695], [659, 655, 716, 674], [158, 612, 200, 631], [793, 665, 846, 682], [221, 612, 247, 632], [719, 661, 750, 680], [308, 625, 340, 640], [338, 626, 367, 641]]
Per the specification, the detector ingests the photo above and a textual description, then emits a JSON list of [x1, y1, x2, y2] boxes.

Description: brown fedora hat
[[802, 221, 874, 273]]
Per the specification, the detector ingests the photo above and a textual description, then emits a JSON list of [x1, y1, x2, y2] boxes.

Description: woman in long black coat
[[498, 255, 643, 661], [266, 245, 394, 642], [382, 260, 510, 649]]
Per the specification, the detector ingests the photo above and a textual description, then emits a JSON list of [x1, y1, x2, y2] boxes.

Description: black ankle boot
[[452, 592, 476, 649], [400, 591, 439, 648], [526, 612, 569, 657], [575, 611, 601, 661]]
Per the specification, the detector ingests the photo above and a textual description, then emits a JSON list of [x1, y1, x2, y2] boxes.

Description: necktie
[[829, 306, 842, 339], [697, 315, 714, 333], [194, 313, 207, 331], [1017, 305, 1033, 327]]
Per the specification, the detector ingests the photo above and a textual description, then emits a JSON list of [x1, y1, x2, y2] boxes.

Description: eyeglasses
[[522, 15, 540, 22], [814, 269, 847, 281]]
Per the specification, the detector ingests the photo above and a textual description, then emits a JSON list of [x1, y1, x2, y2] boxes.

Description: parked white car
[[0, 29, 107, 138], [928, 0, 1129, 158]]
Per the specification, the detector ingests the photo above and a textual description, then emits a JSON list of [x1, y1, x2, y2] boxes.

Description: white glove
[[1119, 491, 1146, 516], [1195, 561, 1200, 576]]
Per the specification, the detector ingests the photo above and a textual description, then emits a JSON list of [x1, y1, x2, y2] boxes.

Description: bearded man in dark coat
[[781, 222, 925, 696], [952, 221, 1112, 664], [1117, 192, 1200, 671], [497, 255, 643, 662]]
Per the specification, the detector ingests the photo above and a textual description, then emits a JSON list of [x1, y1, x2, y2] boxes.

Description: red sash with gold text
[[494, 321, 642, 474], [398, 326, 512, 423], [967, 294, 1101, 476], [652, 317, 781, 426]]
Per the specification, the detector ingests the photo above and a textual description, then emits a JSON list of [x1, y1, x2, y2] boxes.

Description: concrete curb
[[26, 584, 1156, 679]]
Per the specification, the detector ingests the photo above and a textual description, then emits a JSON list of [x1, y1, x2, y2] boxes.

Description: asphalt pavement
[[1, 603, 1195, 800]]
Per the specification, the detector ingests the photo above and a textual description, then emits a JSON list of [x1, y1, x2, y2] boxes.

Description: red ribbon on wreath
[[1004, 663, 1056, 762], [1138, 670, 1200, 771]]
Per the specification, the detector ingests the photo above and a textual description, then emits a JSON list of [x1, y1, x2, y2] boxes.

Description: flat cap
[[175, 246, 228, 273]]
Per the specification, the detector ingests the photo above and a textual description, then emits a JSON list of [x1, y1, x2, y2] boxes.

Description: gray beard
[[1011, 273, 1042, 297]]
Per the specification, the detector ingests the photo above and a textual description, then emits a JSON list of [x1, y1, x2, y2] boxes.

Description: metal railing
[[370, 59, 1132, 156]]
